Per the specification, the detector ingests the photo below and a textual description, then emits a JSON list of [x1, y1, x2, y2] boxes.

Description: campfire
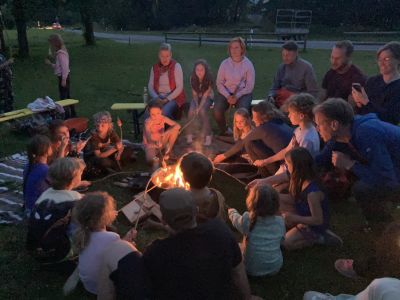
[[152, 164, 190, 190]]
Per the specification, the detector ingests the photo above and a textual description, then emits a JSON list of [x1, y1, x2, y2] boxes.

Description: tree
[[79, 0, 95, 45], [12, 0, 29, 57]]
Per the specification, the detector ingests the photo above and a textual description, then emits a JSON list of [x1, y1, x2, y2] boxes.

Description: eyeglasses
[[377, 57, 392, 64]]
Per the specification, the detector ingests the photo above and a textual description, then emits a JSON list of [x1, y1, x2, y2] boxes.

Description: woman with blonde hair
[[214, 37, 255, 135], [45, 34, 75, 117]]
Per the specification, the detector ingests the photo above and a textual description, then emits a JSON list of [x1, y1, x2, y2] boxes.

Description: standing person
[[214, 37, 255, 135], [268, 41, 319, 108], [228, 185, 285, 277], [45, 34, 75, 118], [147, 43, 185, 119], [280, 148, 343, 250], [320, 40, 367, 102], [186, 59, 214, 146], [23, 135, 53, 217], [143, 188, 252, 300], [0, 54, 14, 113], [352, 41, 400, 124]]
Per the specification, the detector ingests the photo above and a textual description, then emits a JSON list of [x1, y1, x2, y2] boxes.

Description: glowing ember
[[152, 164, 190, 190]]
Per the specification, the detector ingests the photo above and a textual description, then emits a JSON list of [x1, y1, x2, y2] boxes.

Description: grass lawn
[[0, 29, 397, 300]]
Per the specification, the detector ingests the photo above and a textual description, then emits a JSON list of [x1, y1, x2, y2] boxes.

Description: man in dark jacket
[[314, 98, 400, 223]]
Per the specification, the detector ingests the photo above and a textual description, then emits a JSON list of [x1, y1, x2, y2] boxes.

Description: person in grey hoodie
[[268, 41, 319, 108]]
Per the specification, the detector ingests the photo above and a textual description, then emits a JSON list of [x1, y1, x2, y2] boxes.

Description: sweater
[[269, 57, 319, 98]]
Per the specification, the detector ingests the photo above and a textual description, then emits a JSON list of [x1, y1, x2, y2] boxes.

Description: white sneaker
[[203, 135, 212, 146], [303, 291, 336, 300], [186, 134, 193, 144]]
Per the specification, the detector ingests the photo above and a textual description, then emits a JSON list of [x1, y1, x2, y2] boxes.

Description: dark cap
[[159, 188, 197, 231]]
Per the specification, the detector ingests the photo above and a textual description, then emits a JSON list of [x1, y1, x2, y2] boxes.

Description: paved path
[[68, 29, 383, 51]]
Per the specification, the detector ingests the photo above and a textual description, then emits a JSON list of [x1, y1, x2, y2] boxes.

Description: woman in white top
[[214, 37, 255, 135]]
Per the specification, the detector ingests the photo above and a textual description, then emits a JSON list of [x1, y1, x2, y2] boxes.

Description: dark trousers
[[245, 140, 279, 176], [58, 75, 76, 118], [352, 181, 399, 224]]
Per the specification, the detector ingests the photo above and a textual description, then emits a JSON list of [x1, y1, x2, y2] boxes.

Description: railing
[[164, 31, 309, 51]]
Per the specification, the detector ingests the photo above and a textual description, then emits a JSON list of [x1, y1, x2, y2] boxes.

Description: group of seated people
[[21, 37, 400, 299]]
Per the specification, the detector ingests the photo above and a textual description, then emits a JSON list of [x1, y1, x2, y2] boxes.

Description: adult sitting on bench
[[147, 43, 185, 120]]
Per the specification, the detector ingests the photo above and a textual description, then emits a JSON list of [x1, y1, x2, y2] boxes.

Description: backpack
[[26, 200, 75, 264]]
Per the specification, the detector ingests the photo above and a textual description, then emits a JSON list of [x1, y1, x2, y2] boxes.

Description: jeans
[[144, 99, 179, 120], [213, 93, 253, 133], [187, 98, 212, 136], [245, 140, 280, 176]]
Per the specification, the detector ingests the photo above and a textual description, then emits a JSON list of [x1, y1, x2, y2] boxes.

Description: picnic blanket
[[0, 153, 26, 224]]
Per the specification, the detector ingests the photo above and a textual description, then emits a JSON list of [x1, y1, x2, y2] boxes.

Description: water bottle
[[143, 87, 148, 104]]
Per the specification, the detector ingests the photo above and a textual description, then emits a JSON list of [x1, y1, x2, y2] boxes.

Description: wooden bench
[[0, 99, 79, 123], [111, 102, 146, 138], [111, 99, 266, 139]]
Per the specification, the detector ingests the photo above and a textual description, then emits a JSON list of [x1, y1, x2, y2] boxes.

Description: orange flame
[[153, 164, 190, 190]]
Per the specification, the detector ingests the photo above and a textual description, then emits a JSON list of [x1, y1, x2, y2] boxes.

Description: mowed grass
[[0, 29, 396, 300]]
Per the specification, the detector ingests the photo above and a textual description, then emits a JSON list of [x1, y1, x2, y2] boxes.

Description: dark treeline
[[1, 0, 399, 57]]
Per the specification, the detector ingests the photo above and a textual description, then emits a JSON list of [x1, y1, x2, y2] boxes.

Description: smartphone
[[352, 83, 362, 93]]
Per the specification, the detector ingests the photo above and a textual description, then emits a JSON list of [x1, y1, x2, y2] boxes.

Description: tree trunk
[[12, 0, 29, 57], [80, 1, 95, 45]]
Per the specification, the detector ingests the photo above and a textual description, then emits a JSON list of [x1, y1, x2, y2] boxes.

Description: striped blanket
[[0, 153, 26, 224]]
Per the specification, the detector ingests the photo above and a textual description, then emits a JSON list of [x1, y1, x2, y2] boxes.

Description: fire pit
[[148, 164, 190, 202]]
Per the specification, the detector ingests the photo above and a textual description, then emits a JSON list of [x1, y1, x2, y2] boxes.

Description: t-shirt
[[78, 231, 120, 294], [90, 130, 120, 152], [229, 211, 285, 276], [295, 181, 329, 234], [322, 64, 366, 100], [109, 251, 147, 300], [143, 219, 242, 300], [35, 188, 82, 205], [23, 163, 50, 210], [294, 125, 320, 158]]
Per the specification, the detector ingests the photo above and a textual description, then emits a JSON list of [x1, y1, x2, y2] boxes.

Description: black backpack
[[26, 199, 76, 264]]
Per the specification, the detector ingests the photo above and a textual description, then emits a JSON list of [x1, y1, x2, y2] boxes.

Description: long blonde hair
[[48, 34, 67, 54], [72, 192, 117, 253], [233, 108, 252, 141]]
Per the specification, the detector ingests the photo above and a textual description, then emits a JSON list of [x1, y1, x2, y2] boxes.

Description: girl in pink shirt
[[45, 34, 75, 117]]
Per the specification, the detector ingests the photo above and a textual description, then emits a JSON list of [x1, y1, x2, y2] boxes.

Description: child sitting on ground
[[228, 185, 285, 276], [213, 108, 254, 164], [279, 147, 342, 250], [26, 157, 85, 264], [143, 100, 181, 168], [86, 111, 133, 175], [250, 93, 320, 190], [186, 59, 214, 146], [179, 151, 226, 222], [73, 191, 138, 295], [23, 135, 53, 217]]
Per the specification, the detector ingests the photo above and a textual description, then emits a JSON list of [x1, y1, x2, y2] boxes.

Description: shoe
[[334, 259, 358, 278], [323, 229, 343, 247], [203, 135, 212, 146], [303, 291, 335, 300], [186, 134, 193, 144]]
